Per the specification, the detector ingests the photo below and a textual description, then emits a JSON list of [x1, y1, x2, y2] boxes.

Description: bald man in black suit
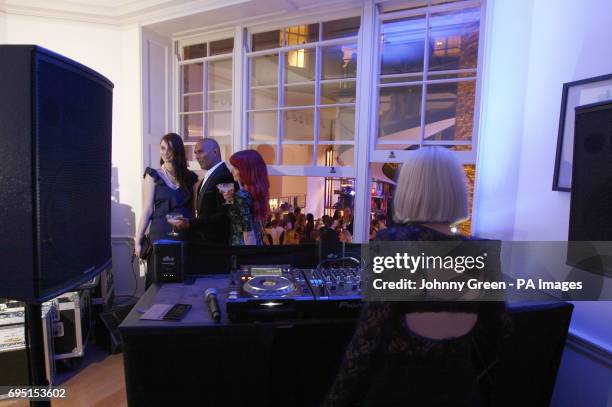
[[175, 138, 234, 245]]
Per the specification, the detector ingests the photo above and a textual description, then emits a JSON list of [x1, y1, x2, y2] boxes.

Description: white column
[[233, 25, 245, 152], [306, 177, 325, 218], [353, 1, 377, 242]]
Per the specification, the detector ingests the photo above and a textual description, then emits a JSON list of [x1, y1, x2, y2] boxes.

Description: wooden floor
[[0, 353, 127, 407]]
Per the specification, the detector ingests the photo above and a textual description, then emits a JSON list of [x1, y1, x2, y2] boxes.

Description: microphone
[[204, 288, 221, 322]]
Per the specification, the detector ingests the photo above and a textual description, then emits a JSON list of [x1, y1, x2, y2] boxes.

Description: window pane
[[209, 91, 232, 110], [283, 109, 314, 141], [251, 55, 279, 86], [316, 145, 354, 167], [319, 107, 355, 141], [378, 85, 423, 145], [321, 81, 356, 104], [185, 144, 195, 163], [249, 144, 277, 165], [210, 38, 234, 55], [182, 63, 203, 93], [209, 59, 232, 91], [429, 7, 480, 72], [182, 114, 203, 142], [183, 43, 206, 60], [284, 84, 315, 107], [322, 17, 360, 39], [183, 94, 203, 112], [249, 111, 278, 142], [321, 44, 357, 80], [282, 145, 314, 165], [208, 111, 232, 138], [252, 30, 281, 51], [285, 48, 316, 83], [210, 136, 232, 161], [424, 81, 475, 144], [251, 87, 278, 109], [381, 16, 426, 76], [284, 24, 319, 45]]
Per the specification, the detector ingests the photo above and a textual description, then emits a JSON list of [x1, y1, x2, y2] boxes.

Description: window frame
[[175, 31, 235, 167], [370, 0, 485, 164], [169, 1, 487, 240], [245, 13, 362, 178]]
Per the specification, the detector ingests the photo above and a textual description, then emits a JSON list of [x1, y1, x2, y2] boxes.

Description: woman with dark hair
[[305, 213, 315, 237], [323, 147, 508, 406], [224, 149, 270, 246], [135, 133, 197, 287]]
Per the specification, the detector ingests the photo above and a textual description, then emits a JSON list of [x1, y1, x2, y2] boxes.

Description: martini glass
[[165, 213, 183, 236], [217, 183, 235, 205]]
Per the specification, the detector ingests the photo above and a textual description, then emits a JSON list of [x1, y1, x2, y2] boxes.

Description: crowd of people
[[262, 207, 354, 246]]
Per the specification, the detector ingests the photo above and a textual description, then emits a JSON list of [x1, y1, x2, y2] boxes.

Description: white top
[[158, 166, 179, 190], [199, 161, 225, 194], [266, 226, 284, 245]]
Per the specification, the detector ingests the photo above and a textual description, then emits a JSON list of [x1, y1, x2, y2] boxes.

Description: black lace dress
[[322, 223, 508, 407]]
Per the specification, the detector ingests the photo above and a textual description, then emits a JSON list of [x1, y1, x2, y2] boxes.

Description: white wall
[[0, 11, 6, 42], [473, 0, 535, 240], [4, 15, 143, 296], [476, 0, 612, 405]]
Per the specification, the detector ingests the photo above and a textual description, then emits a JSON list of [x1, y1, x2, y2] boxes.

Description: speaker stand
[[24, 304, 50, 407]]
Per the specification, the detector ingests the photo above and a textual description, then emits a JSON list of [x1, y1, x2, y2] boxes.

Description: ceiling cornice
[[0, 0, 251, 26], [122, 0, 249, 26]]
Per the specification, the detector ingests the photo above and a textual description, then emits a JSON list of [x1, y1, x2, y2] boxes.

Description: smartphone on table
[[162, 303, 192, 321]]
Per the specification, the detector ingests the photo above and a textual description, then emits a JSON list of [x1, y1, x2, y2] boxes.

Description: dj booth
[[119, 244, 574, 407]]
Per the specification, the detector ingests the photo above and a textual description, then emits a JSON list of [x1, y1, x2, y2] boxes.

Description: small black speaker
[[568, 100, 612, 276], [0, 45, 114, 302], [154, 241, 185, 283]]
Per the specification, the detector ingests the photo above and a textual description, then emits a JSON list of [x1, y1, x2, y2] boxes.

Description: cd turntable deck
[[226, 265, 316, 322], [226, 264, 362, 322]]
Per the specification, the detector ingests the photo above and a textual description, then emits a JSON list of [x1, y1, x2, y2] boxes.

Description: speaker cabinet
[[154, 241, 185, 283], [568, 100, 612, 276], [0, 45, 114, 302]]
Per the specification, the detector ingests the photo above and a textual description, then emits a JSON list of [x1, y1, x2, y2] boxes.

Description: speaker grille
[[35, 52, 113, 299]]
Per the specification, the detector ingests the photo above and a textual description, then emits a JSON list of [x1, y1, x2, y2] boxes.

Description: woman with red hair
[[224, 149, 270, 246]]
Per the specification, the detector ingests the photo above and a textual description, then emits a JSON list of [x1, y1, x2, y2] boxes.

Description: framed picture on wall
[[553, 73, 612, 191]]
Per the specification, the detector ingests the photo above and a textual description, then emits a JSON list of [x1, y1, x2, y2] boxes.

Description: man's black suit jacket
[[190, 162, 234, 245]]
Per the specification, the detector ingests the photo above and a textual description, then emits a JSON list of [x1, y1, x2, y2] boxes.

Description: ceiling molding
[[0, 3, 120, 25], [123, 0, 249, 26], [170, 1, 361, 40], [0, 0, 364, 31], [0, 0, 251, 26]]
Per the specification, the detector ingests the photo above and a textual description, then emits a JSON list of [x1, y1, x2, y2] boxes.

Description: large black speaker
[[568, 100, 612, 276], [0, 45, 113, 302]]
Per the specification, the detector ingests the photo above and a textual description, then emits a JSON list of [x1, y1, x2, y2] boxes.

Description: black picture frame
[[553, 73, 612, 191]]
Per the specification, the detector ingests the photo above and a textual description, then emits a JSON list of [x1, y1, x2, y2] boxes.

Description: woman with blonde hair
[[324, 147, 507, 406]]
